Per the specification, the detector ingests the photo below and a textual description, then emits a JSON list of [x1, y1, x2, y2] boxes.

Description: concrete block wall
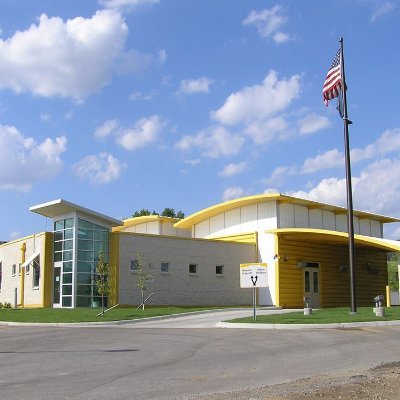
[[117, 233, 256, 306]]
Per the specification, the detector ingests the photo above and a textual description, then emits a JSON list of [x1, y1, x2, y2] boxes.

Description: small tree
[[96, 251, 111, 316], [135, 251, 153, 310]]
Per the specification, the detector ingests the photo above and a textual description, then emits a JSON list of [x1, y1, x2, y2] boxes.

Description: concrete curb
[[0, 307, 279, 328], [217, 320, 400, 329]]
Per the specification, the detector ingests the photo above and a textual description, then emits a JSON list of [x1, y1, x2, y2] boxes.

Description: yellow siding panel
[[42, 232, 53, 308], [109, 233, 120, 306], [278, 238, 388, 308], [214, 232, 257, 244]]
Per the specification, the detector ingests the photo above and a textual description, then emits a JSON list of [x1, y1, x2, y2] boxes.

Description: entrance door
[[53, 266, 61, 307], [304, 268, 320, 308]]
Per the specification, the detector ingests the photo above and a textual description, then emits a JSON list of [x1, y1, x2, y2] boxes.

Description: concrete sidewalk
[[1, 307, 400, 329]]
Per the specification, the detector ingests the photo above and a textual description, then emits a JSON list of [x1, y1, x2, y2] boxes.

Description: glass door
[[53, 265, 61, 308], [304, 267, 320, 308]]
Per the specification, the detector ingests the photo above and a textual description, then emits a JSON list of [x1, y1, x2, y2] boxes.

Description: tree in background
[[388, 252, 400, 291], [131, 208, 185, 219], [96, 251, 111, 316], [132, 209, 158, 217], [135, 251, 153, 310]]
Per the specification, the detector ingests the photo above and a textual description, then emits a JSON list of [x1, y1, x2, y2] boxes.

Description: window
[[160, 262, 169, 273], [130, 260, 139, 272], [189, 264, 197, 274], [32, 260, 40, 288], [25, 262, 30, 274], [18, 263, 21, 275], [216, 265, 224, 275], [12, 264, 16, 276]]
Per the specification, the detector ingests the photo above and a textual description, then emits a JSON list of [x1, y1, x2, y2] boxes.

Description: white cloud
[[40, 113, 51, 122], [290, 158, 400, 218], [244, 116, 289, 144], [94, 115, 163, 150], [242, 5, 290, 44], [301, 149, 343, 174], [100, 0, 159, 11], [184, 159, 201, 166], [178, 77, 214, 95], [222, 186, 245, 201], [176, 126, 245, 158], [211, 70, 300, 126], [73, 152, 126, 184], [0, 10, 128, 101], [129, 90, 156, 101], [0, 125, 66, 191], [10, 231, 20, 240], [371, 1, 395, 22], [158, 49, 167, 64], [297, 113, 330, 135], [299, 128, 400, 174], [264, 165, 294, 185], [219, 162, 247, 177], [117, 115, 163, 150], [94, 119, 119, 139]]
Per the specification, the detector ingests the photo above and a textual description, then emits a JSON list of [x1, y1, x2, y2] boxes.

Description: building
[[1, 193, 399, 309]]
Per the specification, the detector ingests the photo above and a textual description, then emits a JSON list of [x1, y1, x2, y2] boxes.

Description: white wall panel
[[257, 201, 278, 230], [146, 221, 160, 235], [210, 214, 225, 236], [294, 205, 309, 228], [359, 219, 371, 236], [195, 219, 210, 238], [224, 208, 241, 235], [279, 203, 294, 228], [371, 220, 382, 238], [309, 209, 323, 229], [353, 216, 360, 234], [135, 223, 147, 234], [322, 211, 336, 230], [240, 204, 258, 232], [336, 214, 347, 232]]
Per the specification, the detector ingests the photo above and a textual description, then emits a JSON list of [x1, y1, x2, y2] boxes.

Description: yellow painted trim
[[174, 193, 399, 229], [386, 285, 391, 307], [274, 234, 280, 307], [116, 231, 254, 245], [213, 232, 257, 244], [42, 232, 53, 308], [112, 215, 181, 232], [267, 228, 400, 252], [21, 304, 42, 308], [0, 232, 46, 248], [240, 263, 267, 268], [109, 233, 120, 306]]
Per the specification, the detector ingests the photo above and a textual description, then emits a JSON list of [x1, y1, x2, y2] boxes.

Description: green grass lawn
[[0, 306, 227, 323], [228, 306, 400, 324]]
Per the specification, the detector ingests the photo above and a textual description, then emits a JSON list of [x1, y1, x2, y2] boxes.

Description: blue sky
[[1, 0, 400, 240]]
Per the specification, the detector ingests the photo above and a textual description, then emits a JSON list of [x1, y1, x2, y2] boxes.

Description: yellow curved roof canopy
[[267, 228, 400, 252], [174, 193, 400, 229], [113, 215, 181, 232]]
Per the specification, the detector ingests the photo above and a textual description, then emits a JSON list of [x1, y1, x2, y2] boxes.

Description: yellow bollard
[[386, 285, 391, 308]]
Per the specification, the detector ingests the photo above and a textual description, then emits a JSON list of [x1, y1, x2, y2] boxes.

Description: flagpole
[[339, 37, 357, 314]]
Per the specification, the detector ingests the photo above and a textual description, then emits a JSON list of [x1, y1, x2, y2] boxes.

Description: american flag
[[323, 49, 342, 105]]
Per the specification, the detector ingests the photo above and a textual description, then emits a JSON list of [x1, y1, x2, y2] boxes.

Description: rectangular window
[[189, 264, 197, 274], [216, 265, 224, 275], [32, 260, 40, 288], [12, 264, 16, 276], [130, 260, 139, 272], [25, 262, 30, 274], [18, 263, 21, 275], [160, 262, 169, 273]]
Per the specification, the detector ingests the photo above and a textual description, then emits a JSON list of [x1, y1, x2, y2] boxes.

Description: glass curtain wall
[[53, 218, 74, 307], [77, 219, 109, 307]]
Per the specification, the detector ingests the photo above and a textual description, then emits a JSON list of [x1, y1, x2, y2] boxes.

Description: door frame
[[303, 264, 320, 309], [53, 262, 62, 308]]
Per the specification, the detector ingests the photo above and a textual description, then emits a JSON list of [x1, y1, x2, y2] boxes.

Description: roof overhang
[[21, 252, 40, 269], [174, 193, 400, 229], [113, 215, 181, 232], [30, 199, 122, 227], [267, 228, 400, 252]]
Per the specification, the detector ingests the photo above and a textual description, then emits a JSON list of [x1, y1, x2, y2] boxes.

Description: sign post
[[240, 263, 268, 321]]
